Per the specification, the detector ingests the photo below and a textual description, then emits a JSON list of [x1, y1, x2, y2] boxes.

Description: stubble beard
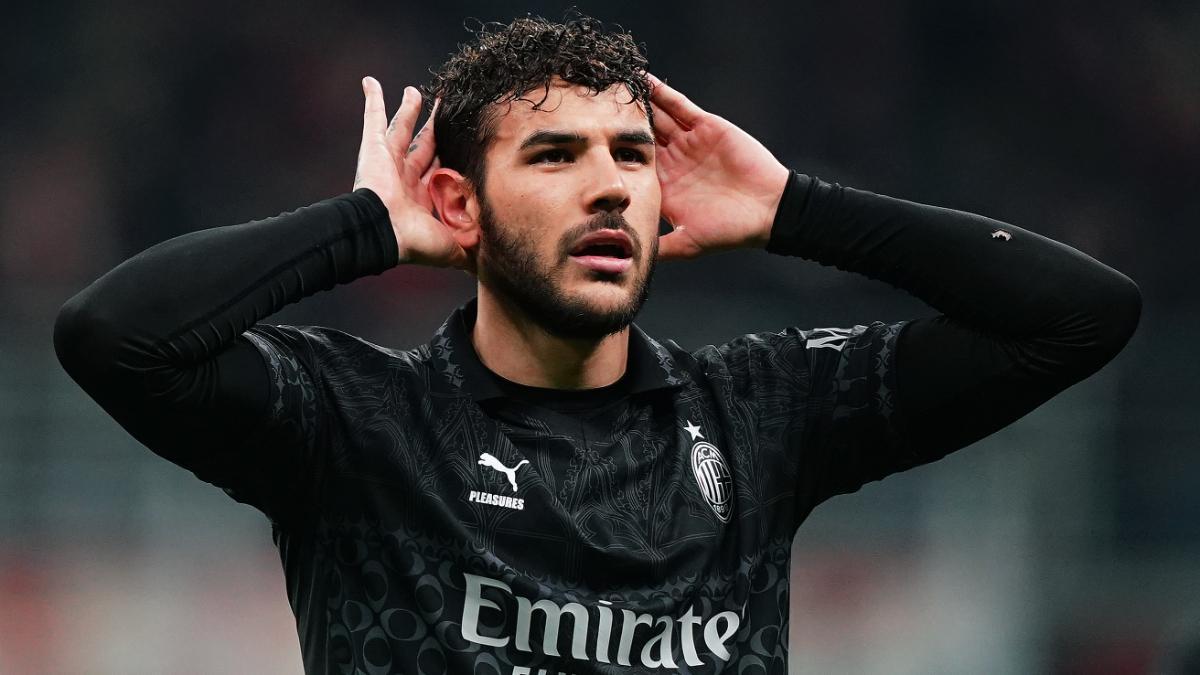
[[476, 194, 658, 341]]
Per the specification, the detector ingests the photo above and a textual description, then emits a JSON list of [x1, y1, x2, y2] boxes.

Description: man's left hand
[[649, 74, 790, 260]]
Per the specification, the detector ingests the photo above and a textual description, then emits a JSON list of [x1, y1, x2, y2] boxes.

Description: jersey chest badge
[[466, 452, 529, 511], [684, 420, 733, 522]]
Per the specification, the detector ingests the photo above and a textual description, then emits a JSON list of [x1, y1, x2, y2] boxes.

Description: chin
[[537, 286, 646, 340], [572, 276, 634, 297]]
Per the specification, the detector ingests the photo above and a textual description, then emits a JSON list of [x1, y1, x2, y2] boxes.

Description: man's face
[[473, 79, 662, 340]]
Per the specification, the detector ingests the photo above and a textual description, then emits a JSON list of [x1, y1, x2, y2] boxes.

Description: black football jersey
[[234, 300, 908, 674]]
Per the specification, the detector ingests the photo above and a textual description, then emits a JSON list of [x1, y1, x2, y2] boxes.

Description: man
[[54, 15, 1139, 675]]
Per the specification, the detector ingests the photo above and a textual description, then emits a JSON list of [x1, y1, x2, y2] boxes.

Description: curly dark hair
[[424, 14, 652, 191]]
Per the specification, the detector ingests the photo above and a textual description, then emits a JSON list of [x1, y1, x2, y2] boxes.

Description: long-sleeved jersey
[[54, 171, 1141, 673]]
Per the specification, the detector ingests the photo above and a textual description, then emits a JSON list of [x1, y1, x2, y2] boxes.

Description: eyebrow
[[519, 129, 655, 150]]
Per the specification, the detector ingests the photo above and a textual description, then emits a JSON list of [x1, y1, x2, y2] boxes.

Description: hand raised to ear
[[354, 77, 467, 270], [649, 74, 790, 261]]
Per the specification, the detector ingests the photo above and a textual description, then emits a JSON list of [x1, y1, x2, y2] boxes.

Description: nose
[[585, 155, 631, 216]]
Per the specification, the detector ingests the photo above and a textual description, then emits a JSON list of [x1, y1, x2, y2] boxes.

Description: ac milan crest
[[690, 438, 733, 523]]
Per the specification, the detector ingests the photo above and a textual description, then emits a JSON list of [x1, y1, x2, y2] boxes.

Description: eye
[[615, 147, 649, 163], [531, 148, 572, 164]]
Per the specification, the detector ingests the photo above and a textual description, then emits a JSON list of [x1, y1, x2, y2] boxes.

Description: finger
[[385, 86, 423, 162], [649, 101, 682, 144], [407, 98, 439, 172], [385, 89, 411, 150], [419, 156, 442, 186], [361, 77, 388, 144], [656, 228, 698, 261], [647, 72, 704, 129]]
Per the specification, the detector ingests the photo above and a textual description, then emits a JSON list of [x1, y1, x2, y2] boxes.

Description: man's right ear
[[429, 168, 480, 251]]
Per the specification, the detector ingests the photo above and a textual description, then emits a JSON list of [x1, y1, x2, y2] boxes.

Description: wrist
[[752, 164, 791, 248], [348, 187, 403, 267], [391, 224, 406, 263]]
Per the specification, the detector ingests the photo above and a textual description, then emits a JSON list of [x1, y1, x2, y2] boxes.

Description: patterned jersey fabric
[[230, 300, 908, 674]]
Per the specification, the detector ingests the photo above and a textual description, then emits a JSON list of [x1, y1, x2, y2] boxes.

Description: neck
[[472, 285, 629, 390]]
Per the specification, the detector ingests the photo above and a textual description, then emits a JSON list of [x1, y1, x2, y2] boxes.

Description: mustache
[[557, 212, 642, 260]]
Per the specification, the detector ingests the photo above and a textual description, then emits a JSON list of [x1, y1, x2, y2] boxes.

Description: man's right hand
[[354, 76, 469, 270]]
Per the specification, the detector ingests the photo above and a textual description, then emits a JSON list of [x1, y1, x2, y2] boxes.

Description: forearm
[[768, 171, 1142, 453], [53, 188, 396, 447]]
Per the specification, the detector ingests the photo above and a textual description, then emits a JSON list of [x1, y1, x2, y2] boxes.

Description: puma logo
[[478, 453, 529, 492]]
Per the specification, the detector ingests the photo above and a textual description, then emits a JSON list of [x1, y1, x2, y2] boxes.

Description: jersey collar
[[428, 299, 687, 402]]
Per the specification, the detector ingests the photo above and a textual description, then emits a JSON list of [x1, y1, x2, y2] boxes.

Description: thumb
[[656, 228, 698, 261]]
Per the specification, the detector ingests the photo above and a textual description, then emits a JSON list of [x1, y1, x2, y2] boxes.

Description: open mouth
[[569, 232, 634, 259], [571, 242, 631, 259], [569, 233, 635, 274]]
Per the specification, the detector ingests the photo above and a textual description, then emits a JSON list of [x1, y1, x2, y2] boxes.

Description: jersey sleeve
[[793, 321, 914, 502], [228, 325, 331, 520], [723, 321, 914, 512], [53, 189, 397, 525], [748, 170, 1141, 516]]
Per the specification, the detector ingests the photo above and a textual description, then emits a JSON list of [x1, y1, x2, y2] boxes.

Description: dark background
[[2, 1, 1197, 672]]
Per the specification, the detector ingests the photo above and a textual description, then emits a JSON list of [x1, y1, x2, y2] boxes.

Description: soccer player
[[54, 15, 1140, 675]]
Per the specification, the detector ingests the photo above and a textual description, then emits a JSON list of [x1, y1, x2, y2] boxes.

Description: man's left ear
[[429, 169, 480, 252]]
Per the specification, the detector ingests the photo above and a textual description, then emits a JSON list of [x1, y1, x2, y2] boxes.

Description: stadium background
[[3, 1, 1197, 672]]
